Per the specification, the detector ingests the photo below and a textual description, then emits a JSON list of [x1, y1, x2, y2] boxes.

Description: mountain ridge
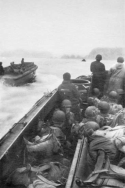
[[85, 47, 125, 60]]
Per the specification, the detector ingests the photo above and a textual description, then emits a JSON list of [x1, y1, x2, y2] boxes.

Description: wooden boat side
[[65, 138, 84, 188], [0, 89, 58, 160], [71, 137, 88, 188]]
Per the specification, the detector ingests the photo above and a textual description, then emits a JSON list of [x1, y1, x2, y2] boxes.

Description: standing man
[[106, 57, 125, 106], [0, 62, 4, 75], [58, 72, 81, 121], [90, 54, 106, 97]]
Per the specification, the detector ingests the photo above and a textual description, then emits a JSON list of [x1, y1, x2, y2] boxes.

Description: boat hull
[[1, 62, 38, 86], [0, 78, 91, 187], [2, 65, 37, 86]]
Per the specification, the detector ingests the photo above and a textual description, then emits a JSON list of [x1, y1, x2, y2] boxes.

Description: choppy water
[[0, 58, 115, 139]]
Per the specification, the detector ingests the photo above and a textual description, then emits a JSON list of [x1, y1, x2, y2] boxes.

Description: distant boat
[[1, 61, 38, 86], [82, 59, 86, 62]]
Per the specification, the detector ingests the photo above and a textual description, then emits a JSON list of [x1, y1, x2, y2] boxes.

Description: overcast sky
[[0, 0, 124, 56]]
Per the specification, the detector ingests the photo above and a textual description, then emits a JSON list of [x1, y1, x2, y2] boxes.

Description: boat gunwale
[[3, 65, 38, 80], [0, 89, 57, 160]]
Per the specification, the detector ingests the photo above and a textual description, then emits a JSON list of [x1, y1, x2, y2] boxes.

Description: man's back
[[58, 80, 80, 105], [90, 61, 105, 74], [0, 65, 4, 75]]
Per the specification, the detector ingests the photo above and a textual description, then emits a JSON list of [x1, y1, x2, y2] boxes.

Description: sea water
[[0, 58, 115, 139]]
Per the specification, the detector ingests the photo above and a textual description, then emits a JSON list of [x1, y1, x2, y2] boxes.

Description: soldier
[[88, 88, 101, 107], [83, 126, 125, 187], [61, 99, 75, 137], [58, 72, 81, 121], [97, 101, 124, 127], [51, 109, 71, 148], [71, 106, 99, 138], [108, 91, 123, 114], [0, 62, 4, 75], [106, 57, 125, 101], [90, 54, 106, 97]]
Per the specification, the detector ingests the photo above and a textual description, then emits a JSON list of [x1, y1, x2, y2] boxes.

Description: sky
[[0, 0, 125, 56]]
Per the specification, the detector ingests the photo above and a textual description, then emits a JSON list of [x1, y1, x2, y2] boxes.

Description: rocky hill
[[85, 47, 125, 60]]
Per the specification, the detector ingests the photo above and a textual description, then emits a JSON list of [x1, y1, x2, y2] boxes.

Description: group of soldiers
[[7, 56, 125, 188], [75, 89, 125, 187], [56, 63, 125, 187], [7, 73, 81, 188]]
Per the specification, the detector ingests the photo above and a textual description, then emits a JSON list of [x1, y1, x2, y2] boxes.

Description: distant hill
[[0, 49, 53, 58], [85, 47, 125, 60]]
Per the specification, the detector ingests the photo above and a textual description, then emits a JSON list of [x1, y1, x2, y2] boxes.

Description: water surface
[[0, 58, 115, 139]]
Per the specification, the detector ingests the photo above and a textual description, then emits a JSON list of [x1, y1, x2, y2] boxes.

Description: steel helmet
[[117, 89, 124, 94], [93, 88, 100, 96], [87, 97, 94, 106], [95, 54, 102, 61], [117, 57, 124, 63], [98, 101, 110, 114], [61, 99, 72, 108], [84, 121, 100, 135], [109, 91, 118, 100], [52, 110, 65, 123], [85, 106, 97, 118]]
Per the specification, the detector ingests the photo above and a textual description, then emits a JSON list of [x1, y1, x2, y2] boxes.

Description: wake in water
[[0, 58, 115, 139], [0, 73, 61, 139]]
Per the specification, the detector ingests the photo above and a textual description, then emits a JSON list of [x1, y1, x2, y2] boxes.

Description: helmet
[[95, 54, 102, 61], [98, 101, 110, 114], [61, 99, 72, 108], [52, 110, 65, 123], [84, 121, 99, 135], [117, 57, 124, 63], [85, 106, 97, 118], [93, 88, 100, 96], [109, 91, 118, 100], [117, 89, 124, 94], [87, 97, 94, 106]]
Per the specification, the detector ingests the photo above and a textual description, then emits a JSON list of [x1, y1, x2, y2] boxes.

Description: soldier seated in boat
[[0, 62, 4, 75], [88, 88, 101, 107], [108, 90, 123, 114], [96, 100, 124, 127], [60, 99, 81, 147], [77, 126, 125, 188], [71, 106, 99, 138], [96, 101, 114, 127], [10, 62, 20, 74], [58, 72, 81, 122], [37, 110, 71, 149], [61, 99, 75, 134], [11, 61, 25, 74], [51, 109, 70, 142], [86, 126, 125, 170]]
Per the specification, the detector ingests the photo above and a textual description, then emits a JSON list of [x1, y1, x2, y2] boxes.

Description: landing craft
[[0, 76, 91, 188], [82, 59, 86, 62], [0, 60, 38, 86], [1, 75, 125, 188]]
